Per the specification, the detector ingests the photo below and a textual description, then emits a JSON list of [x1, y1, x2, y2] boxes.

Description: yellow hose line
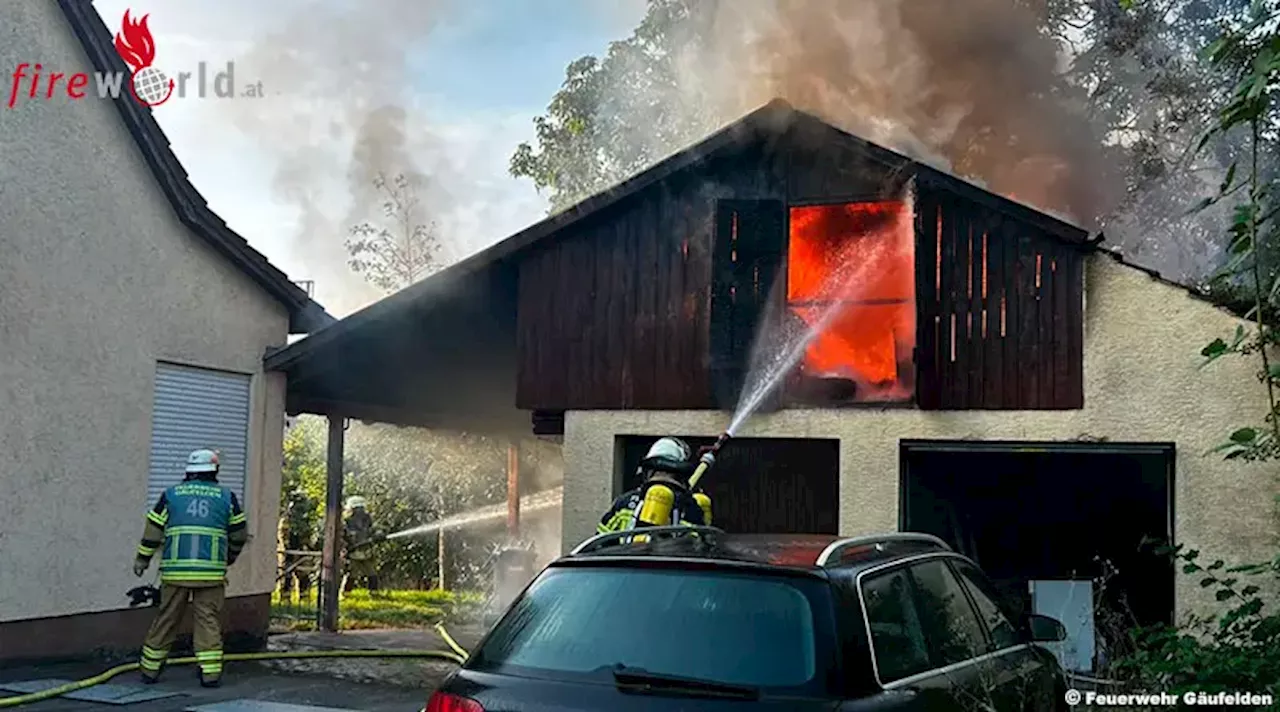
[[433, 623, 469, 659], [0, 649, 464, 709]]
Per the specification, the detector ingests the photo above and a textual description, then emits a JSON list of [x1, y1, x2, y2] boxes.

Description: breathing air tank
[[636, 483, 676, 527], [693, 492, 713, 525]]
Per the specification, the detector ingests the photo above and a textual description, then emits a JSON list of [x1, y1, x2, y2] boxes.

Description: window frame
[[855, 552, 1029, 690], [945, 558, 1025, 653], [856, 563, 935, 685], [781, 200, 919, 408], [902, 557, 992, 668]]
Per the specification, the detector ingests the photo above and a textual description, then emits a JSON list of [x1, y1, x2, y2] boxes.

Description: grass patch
[[270, 588, 486, 630]]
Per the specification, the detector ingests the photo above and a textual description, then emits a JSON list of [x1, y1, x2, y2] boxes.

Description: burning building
[[269, 100, 1276, 669]]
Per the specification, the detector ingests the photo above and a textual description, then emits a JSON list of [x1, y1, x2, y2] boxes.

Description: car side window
[[860, 567, 933, 684], [950, 561, 1021, 651], [906, 559, 989, 667]]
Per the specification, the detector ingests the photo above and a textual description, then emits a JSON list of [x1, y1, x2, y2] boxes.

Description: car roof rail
[[569, 525, 726, 556], [815, 532, 951, 567]]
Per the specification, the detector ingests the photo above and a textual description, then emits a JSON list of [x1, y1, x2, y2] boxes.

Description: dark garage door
[[900, 440, 1175, 628], [618, 436, 839, 534]]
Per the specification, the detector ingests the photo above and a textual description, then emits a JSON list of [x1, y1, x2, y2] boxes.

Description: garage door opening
[[617, 436, 839, 534], [901, 440, 1174, 667]]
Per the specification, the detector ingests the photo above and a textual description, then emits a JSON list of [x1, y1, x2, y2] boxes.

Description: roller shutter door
[[146, 362, 251, 507]]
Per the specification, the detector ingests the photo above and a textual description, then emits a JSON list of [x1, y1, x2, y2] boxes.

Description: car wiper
[[611, 666, 761, 700]]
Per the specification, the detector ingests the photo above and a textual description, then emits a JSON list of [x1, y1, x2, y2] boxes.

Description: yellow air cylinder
[[637, 483, 676, 527], [693, 493, 713, 526]]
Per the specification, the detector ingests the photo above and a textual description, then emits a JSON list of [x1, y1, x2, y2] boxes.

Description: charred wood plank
[[982, 215, 1006, 408], [937, 194, 960, 408], [1049, 241, 1072, 408], [913, 185, 940, 410], [1064, 250, 1085, 408], [592, 220, 614, 407], [632, 194, 659, 407], [669, 194, 695, 407], [565, 234, 591, 409], [615, 203, 637, 407], [1016, 229, 1040, 408], [1000, 217, 1021, 408]]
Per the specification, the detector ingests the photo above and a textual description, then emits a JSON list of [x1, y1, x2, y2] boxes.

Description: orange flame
[[114, 10, 158, 72], [787, 201, 916, 401]]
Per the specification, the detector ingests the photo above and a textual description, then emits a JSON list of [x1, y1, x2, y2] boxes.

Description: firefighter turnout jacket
[[137, 478, 248, 585], [598, 476, 707, 534]]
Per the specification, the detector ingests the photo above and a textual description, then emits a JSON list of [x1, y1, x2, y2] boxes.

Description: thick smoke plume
[[225, 1, 464, 316], [666, 0, 1121, 229]]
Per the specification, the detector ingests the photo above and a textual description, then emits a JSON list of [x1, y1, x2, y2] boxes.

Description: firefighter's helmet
[[645, 437, 692, 462], [185, 449, 220, 474], [345, 495, 368, 510]]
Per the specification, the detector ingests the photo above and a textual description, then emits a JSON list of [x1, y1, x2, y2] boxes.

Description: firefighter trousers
[[139, 583, 226, 681]]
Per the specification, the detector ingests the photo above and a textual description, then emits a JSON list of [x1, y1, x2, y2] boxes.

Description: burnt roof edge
[[56, 0, 334, 335]]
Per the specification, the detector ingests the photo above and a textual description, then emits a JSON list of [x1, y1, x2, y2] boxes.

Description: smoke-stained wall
[[0, 0, 289, 653]]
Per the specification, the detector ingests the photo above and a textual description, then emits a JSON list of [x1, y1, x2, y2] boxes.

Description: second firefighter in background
[[598, 437, 714, 533]]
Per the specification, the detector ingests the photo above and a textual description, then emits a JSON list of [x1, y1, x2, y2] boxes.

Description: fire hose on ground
[[0, 626, 470, 709]]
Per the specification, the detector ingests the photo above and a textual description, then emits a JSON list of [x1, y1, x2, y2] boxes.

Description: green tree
[[511, 0, 1256, 278], [509, 0, 718, 213], [345, 173, 442, 293], [1110, 0, 1280, 695]]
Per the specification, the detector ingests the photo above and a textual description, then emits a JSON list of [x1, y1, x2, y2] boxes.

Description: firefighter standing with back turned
[[598, 437, 715, 533], [133, 449, 247, 688]]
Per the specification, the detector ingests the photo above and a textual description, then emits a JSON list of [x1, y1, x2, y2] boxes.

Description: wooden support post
[[507, 441, 520, 537], [319, 414, 345, 632]]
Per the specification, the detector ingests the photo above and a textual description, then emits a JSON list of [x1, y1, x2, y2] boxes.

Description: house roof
[[56, 0, 333, 335], [265, 99, 1094, 371]]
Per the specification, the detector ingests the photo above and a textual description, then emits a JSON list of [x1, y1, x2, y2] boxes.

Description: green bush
[[1110, 546, 1280, 698]]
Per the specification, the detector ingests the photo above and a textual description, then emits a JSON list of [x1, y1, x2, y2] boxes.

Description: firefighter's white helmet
[[185, 448, 220, 474], [345, 495, 367, 510], [645, 437, 692, 462]]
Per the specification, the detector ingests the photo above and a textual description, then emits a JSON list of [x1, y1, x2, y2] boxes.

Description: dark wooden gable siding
[[914, 176, 1085, 410], [781, 119, 912, 204], [515, 144, 784, 411]]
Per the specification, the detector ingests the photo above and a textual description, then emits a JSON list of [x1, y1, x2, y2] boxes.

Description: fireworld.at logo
[[6, 9, 263, 110], [114, 10, 175, 106]]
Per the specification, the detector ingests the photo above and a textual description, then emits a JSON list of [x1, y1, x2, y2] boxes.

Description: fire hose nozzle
[[688, 431, 732, 489]]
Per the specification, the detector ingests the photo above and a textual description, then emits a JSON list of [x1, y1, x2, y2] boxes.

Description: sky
[[91, 0, 647, 317]]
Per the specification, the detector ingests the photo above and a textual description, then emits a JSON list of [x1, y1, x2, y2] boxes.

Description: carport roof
[[56, 1, 334, 335]]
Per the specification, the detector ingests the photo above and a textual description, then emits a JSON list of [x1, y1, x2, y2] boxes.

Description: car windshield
[[469, 565, 833, 693]]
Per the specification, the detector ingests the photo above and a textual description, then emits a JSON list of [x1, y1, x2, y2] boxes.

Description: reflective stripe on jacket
[[139, 480, 247, 583]]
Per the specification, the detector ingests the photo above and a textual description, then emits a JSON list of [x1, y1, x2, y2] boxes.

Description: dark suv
[[427, 527, 1070, 711]]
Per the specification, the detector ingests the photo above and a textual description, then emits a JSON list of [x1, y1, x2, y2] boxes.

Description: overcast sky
[[91, 0, 646, 316]]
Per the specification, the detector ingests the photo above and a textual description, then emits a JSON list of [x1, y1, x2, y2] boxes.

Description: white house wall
[[0, 0, 288, 624], [561, 255, 1279, 620]]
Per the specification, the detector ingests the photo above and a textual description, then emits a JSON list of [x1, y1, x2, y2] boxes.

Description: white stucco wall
[[561, 256, 1280, 618], [0, 0, 289, 622]]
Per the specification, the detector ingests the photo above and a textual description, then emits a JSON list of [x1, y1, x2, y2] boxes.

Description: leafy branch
[[345, 173, 441, 294], [1190, 0, 1280, 461]]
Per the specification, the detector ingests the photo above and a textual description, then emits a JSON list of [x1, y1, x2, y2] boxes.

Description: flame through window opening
[[787, 201, 916, 402]]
